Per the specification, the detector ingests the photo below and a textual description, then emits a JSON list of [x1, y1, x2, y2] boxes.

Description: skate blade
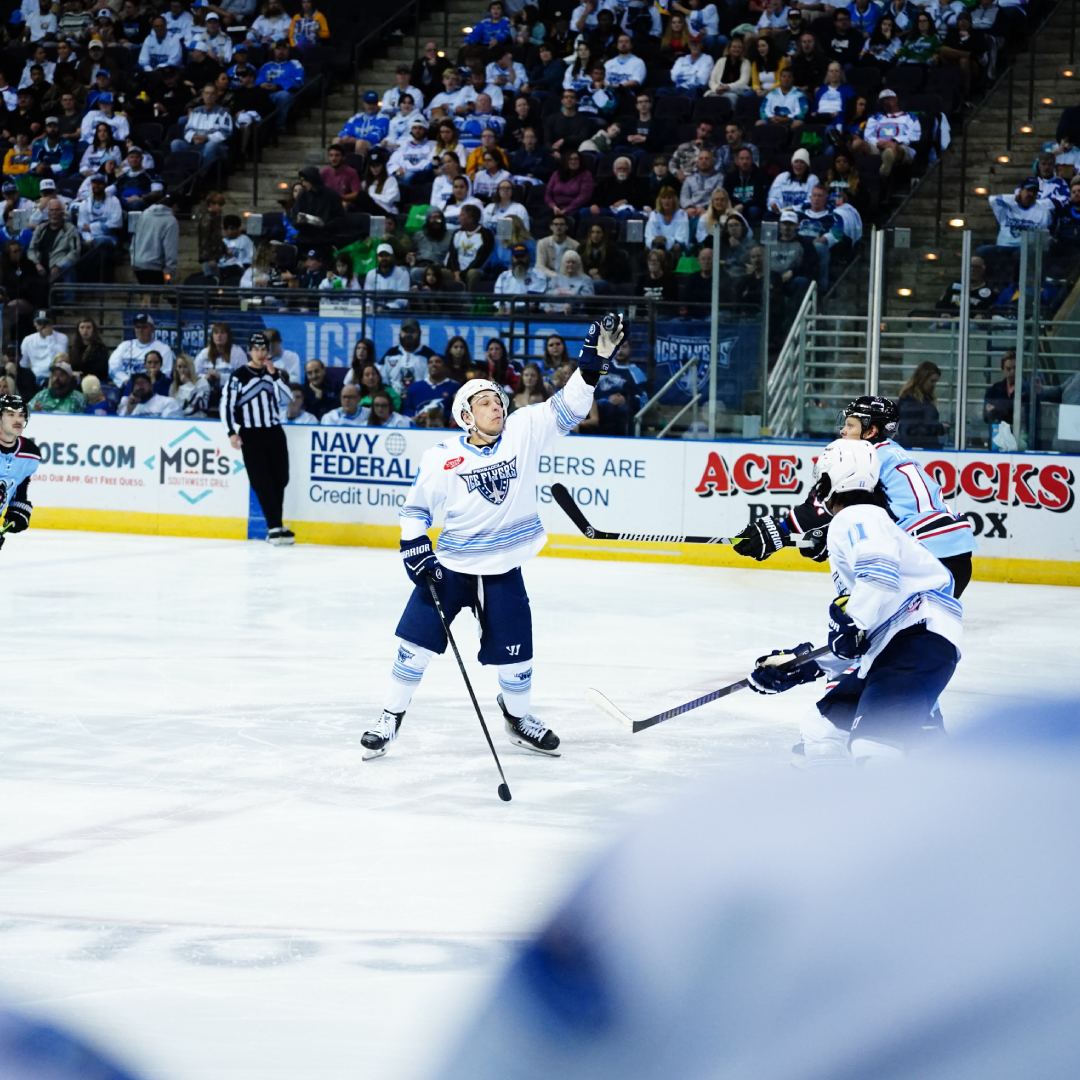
[[362, 746, 387, 761], [506, 733, 561, 757]]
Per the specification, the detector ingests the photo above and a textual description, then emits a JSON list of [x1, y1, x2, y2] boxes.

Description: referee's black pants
[[241, 425, 289, 530]]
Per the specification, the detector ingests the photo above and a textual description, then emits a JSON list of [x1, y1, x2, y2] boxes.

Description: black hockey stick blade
[[587, 644, 834, 734], [550, 482, 812, 548]]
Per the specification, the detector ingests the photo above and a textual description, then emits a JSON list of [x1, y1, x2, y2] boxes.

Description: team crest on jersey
[[0, 480, 7, 505], [444, 456, 464, 470], [460, 456, 518, 505]]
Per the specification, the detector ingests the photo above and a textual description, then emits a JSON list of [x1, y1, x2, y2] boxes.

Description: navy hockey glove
[[828, 595, 867, 661], [577, 313, 627, 384], [799, 526, 829, 563], [733, 515, 787, 561], [748, 642, 824, 695], [5, 500, 31, 533], [401, 536, 443, 586]]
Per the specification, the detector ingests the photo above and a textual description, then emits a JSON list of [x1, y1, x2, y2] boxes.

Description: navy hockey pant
[[816, 624, 958, 751], [395, 566, 534, 665]]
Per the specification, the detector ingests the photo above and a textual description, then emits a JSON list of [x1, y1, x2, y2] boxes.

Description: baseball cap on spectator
[[2, 181, 19, 193], [34, 310, 51, 324], [1019, 176, 1041, 192], [127, 146, 144, 156], [511, 244, 529, 257], [133, 313, 155, 326], [401, 318, 420, 331], [96, 7, 112, 16], [97, 91, 113, 103], [233, 43, 248, 52], [88, 38, 105, 51], [791, 148, 811, 166], [249, 331, 269, 349], [306, 249, 322, 259], [39, 178, 56, 191], [779, 209, 799, 223], [45, 115, 58, 125], [90, 173, 107, 184], [8, 11, 23, 23], [411, 117, 428, 129], [274, 37, 289, 45], [50, 360, 74, 376], [363, 91, 378, 104], [206, 10, 220, 19], [879, 88, 897, 99], [376, 243, 394, 255]]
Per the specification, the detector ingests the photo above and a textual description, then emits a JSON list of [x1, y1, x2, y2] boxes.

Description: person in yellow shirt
[[288, 0, 329, 47], [3, 133, 33, 176], [464, 128, 509, 177]]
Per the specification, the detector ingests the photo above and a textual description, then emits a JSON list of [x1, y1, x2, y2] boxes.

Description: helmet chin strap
[[464, 410, 500, 445]]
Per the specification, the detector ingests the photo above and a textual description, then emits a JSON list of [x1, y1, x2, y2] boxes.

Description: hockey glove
[[748, 642, 824, 695], [577, 313, 627, 384], [733, 515, 787, 561], [5, 500, 31, 534], [828, 595, 867, 661], [799, 526, 829, 563], [401, 536, 444, 586]]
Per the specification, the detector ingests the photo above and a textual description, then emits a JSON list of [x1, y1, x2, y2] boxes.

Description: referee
[[224, 331, 294, 545]]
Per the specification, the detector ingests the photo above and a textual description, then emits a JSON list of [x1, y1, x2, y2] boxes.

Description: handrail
[[250, 72, 328, 206], [352, 0, 426, 115], [633, 353, 700, 437], [654, 393, 701, 440], [767, 280, 817, 438]]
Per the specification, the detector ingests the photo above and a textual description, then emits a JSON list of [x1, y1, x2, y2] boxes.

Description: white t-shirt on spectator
[[19, 329, 70, 381], [108, 336, 176, 380], [604, 53, 646, 87]]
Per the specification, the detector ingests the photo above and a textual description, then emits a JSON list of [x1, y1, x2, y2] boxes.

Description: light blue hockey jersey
[[0, 436, 40, 520], [873, 438, 976, 559]]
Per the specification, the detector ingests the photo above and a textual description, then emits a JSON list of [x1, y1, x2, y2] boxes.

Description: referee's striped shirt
[[222, 365, 291, 434]]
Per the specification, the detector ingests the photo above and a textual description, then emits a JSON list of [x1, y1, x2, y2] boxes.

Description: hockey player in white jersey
[[361, 313, 628, 759], [748, 439, 962, 766]]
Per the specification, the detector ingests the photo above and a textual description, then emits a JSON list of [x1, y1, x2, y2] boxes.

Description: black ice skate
[[361, 710, 404, 760], [497, 695, 560, 756]]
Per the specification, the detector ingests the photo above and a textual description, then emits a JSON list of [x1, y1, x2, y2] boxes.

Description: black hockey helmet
[[838, 395, 899, 438], [0, 393, 27, 420]]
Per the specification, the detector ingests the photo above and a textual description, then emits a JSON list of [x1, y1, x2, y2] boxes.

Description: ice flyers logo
[[0, 480, 7, 508], [460, 456, 518, 505]]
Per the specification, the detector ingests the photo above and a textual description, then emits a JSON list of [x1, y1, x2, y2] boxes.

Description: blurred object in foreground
[[0, 1009, 146, 1080], [434, 701, 1080, 1080]]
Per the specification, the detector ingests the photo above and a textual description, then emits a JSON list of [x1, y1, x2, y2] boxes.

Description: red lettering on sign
[[960, 461, 996, 502], [733, 453, 767, 494], [995, 463, 1011, 504], [767, 454, 801, 493], [924, 459, 957, 498], [444, 456, 465, 470], [1038, 464, 1076, 513], [694, 452, 731, 496], [1012, 463, 1040, 507]]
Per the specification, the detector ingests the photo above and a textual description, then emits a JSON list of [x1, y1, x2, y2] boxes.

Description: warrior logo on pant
[[460, 457, 518, 505]]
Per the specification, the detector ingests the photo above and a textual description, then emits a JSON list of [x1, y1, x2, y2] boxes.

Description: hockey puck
[[497, 783, 512, 802]]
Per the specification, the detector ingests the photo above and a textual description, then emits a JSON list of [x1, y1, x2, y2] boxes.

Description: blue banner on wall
[[652, 319, 760, 410]]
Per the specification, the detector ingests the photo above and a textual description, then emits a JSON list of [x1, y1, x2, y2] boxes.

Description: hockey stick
[[550, 483, 813, 548], [426, 576, 512, 802], [587, 644, 834, 734]]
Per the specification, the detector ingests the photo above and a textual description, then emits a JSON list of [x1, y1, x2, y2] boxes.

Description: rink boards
[[23, 416, 1080, 586]]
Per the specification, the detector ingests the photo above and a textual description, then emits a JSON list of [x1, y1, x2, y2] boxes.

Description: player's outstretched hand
[[733, 516, 786, 561], [748, 642, 824, 694], [828, 595, 867, 660], [577, 312, 627, 382], [401, 536, 444, 586], [5, 502, 31, 534]]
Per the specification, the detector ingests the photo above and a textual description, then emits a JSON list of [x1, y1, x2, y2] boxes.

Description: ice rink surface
[[2, 530, 1078, 1080]]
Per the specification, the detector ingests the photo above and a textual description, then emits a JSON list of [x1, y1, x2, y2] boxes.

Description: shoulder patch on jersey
[[15, 437, 41, 460], [444, 455, 465, 470]]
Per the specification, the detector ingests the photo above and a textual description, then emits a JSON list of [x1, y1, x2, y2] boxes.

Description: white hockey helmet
[[813, 437, 881, 502], [452, 378, 509, 433]]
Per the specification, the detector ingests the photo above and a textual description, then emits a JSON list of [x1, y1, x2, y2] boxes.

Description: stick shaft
[[426, 577, 511, 792], [630, 645, 834, 733]]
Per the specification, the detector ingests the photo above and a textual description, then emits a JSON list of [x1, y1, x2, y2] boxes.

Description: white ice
[[1, 531, 1077, 1080]]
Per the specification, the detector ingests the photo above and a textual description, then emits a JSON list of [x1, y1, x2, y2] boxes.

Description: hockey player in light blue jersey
[[735, 394, 977, 596], [360, 313, 628, 760], [749, 438, 962, 765], [0, 394, 39, 548]]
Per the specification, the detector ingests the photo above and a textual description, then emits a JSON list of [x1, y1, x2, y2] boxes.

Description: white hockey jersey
[[400, 370, 594, 575], [827, 502, 962, 677]]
